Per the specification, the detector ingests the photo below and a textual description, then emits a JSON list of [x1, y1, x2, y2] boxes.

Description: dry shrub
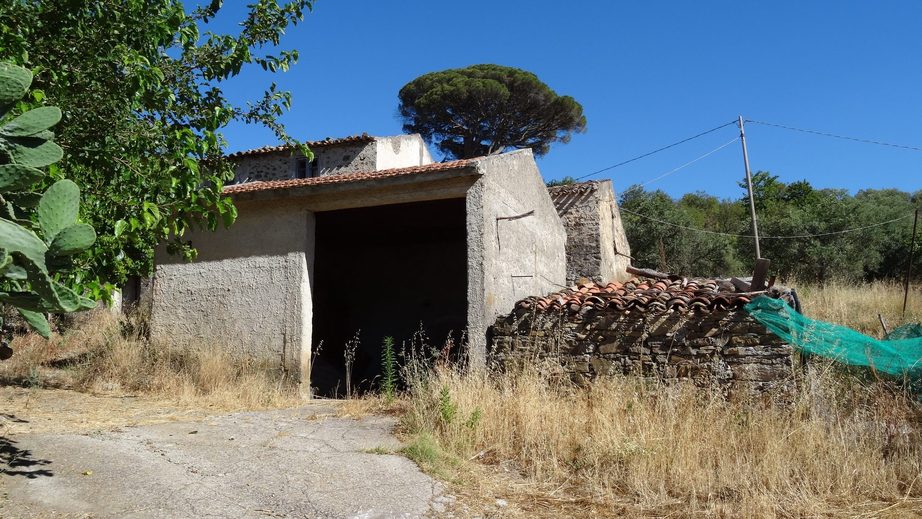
[[0, 309, 300, 410], [402, 367, 922, 516]]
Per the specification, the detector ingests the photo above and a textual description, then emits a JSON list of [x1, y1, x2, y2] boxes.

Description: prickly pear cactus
[[0, 62, 96, 345]]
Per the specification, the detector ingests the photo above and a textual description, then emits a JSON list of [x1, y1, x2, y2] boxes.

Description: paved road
[[0, 405, 447, 518]]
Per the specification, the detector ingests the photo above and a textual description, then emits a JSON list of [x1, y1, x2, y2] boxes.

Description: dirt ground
[[0, 387, 453, 518]]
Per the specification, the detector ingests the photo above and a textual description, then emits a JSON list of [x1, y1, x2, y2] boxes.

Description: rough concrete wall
[[598, 180, 631, 282], [374, 134, 433, 170], [315, 142, 376, 176], [491, 307, 793, 395], [467, 150, 567, 368], [149, 200, 314, 380]]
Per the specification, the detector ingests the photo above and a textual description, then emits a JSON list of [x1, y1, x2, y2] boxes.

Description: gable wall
[[466, 150, 567, 367]]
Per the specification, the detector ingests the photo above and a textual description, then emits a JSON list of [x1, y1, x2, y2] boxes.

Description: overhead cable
[[746, 120, 922, 152], [574, 120, 738, 181], [640, 137, 740, 187], [618, 207, 913, 240]]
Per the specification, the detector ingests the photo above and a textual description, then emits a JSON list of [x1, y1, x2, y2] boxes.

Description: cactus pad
[[38, 179, 79, 241], [1, 107, 61, 137], [48, 223, 96, 256], [0, 164, 44, 192], [0, 63, 31, 107], [5, 136, 64, 168]]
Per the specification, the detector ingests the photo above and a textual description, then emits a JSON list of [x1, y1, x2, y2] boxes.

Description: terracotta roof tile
[[227, 133, 376, 159], [547, 180, 602, 216], [223, 159, 475, 195], [515, 275, 775, 316]]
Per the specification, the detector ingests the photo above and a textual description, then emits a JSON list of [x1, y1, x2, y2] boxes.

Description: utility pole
[[738, 115, 761, 259], [903, 208, 919, 320]]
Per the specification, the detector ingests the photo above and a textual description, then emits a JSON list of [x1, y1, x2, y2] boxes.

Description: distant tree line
[[617, 172, 921, 283]]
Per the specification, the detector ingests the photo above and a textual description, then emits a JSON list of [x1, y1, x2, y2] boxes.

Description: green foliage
[[398, 64, 586, 159], [0, 1, 314, 301], [381, 336, 397, 402], [620, 175, 921, 283], [0, 62, 96, 338], [438, 385, 457, 425], [547, 176, 577, 187]]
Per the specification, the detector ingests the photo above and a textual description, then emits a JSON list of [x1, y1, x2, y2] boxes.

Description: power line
[[746, 120, 922, 152], [574, 120, 738, 181], [618, 207, 913, 239], [640, 137, 739, 187]]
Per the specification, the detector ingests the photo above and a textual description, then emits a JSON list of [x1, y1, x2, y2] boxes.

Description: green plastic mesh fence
[[886, 323, 922, 341], [745, 296, 922, 380]]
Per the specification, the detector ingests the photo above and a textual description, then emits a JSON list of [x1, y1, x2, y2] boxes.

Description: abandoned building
[[150, 133, 633, 395], [148, 132, 793, 395]]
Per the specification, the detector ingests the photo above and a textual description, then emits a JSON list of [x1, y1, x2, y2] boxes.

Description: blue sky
[[203, 1, 921, 200]]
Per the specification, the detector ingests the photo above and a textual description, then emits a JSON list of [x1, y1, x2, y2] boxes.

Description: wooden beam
[[750, 258, 771, 291]]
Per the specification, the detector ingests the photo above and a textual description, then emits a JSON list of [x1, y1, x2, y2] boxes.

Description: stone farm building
[[148, 134, 631, 395], [148, 133, 793, 396]]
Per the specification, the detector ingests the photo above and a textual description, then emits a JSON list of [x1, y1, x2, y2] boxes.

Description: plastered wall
[[466, 150, 568, 367], [150, 200, 314, 379]]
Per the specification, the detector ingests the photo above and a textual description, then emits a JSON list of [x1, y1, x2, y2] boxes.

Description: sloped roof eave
[[223, 160, 481, 201]]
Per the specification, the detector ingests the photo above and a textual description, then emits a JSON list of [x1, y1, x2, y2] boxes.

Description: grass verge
[[0, 310, 301, 411]]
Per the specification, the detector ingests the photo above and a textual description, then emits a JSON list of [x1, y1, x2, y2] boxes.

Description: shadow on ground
[[1, 414, 53, 479]]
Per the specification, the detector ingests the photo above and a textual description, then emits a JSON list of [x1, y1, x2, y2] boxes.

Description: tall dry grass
[[395, 282, 922, 517], [0, 310, 300, 410], [796, 280, 922, 336], [402, 367, 921, 516]]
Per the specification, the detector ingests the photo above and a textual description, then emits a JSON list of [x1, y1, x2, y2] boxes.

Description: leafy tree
[[0, 0, 313, 301], [0, 62, 96, 345], [619, 175, 919, 284], [398, 64, 586, 159]]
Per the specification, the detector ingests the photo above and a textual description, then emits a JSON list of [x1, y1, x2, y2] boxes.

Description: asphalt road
[[0, 404, 448, 518]]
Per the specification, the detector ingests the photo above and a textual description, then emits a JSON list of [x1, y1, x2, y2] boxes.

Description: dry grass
[[2, 281, 921, 516], [796, 280, 922, 336], [0, 310, 301, 411], [393, 282, 922, 517]]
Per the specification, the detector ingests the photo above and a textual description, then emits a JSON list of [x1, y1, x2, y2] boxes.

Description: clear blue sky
[[204, 1, 922, 200]]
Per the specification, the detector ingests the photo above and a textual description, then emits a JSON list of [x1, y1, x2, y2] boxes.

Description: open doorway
[[310, 198, 468, 397]]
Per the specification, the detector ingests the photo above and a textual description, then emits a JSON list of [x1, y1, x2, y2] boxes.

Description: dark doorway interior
[[311, 198, 468, 397]]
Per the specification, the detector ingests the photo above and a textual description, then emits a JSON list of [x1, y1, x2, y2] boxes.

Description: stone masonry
[[490, 278, 794, 395], [549, 180, 631, 285]]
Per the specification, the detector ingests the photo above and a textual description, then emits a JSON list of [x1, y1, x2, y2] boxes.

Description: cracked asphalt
[[0, 404, 445, 518]]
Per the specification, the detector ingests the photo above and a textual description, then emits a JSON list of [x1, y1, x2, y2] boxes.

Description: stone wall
[[232, 142, 376, 183], [234, 152, 293, 182], [549, 180, 631, 285], [490, 304, 794, 395], [314, 142, 376, 176]]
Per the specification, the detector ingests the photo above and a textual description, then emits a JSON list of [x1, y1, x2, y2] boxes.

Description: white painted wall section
[[374, 134, 434, 170]]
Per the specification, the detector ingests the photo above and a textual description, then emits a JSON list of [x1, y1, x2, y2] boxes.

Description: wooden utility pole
[[738, 115, 762, 259], [903, 208, 919, 319]]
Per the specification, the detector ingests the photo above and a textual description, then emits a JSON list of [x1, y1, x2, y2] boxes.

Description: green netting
[[745, 296, 922, 380], [886, 323, 922, 341]]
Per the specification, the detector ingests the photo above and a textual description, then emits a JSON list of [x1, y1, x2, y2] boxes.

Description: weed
[[438, 385, 457, 425], [381, 336, 397, 403], [343, 330, 360, 399]]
